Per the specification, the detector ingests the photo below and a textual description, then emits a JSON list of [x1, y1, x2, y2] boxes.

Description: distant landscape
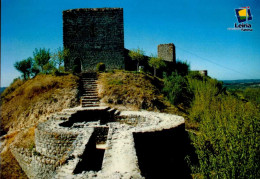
[[222, 79, 260, 89]]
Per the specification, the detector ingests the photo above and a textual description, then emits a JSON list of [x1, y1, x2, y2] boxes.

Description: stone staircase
[[81, 73, 100, 107]]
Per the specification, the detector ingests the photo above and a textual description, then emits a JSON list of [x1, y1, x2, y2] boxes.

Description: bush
[[187, 77, 260, 178], [96, 62, 106, 72], [243, 88, 260, 106], [163, 72, 193, 106], [174, 60, 190, 76]]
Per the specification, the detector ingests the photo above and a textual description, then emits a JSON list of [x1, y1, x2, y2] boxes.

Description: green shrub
[[163, 72, 193, 106], [174, 60, 190, 76], [187, 77, 260, 178], [243, 88, 260, 106], [96, 62, 106, 72]]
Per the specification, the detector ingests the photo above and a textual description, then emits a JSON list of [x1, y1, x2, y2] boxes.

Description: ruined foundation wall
[[11, 146, 58, 179], [35, 121, 79, 159], [63, 8, 124, 72], [11, 147, 34, 178]]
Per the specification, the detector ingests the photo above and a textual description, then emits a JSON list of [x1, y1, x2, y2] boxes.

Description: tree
[[33, 48, 51, 72], [129, 48, 145, 71], [31, 64, 40, 77], [148, 55, 166, 76], [52, 47, 69, 72], [14, 57, 33, 80]]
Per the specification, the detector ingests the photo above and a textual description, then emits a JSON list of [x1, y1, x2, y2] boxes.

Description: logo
[[235, 7, 252, 23], [227, 6, 253, 31]]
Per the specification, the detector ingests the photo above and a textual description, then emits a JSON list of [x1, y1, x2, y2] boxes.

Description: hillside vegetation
[[1, 69, 259, 178], [98, 70, 185, 116], [186, 75, 260, 178], [0, 74, 80, 179], [99, 70, 259, 178]]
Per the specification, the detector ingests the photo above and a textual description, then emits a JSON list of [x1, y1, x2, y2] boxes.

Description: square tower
[[158, 43, 176, 63], [63, 8, 124, 72]]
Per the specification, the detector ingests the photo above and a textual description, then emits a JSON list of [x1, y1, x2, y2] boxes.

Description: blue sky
[[1, 0, 260, 87]]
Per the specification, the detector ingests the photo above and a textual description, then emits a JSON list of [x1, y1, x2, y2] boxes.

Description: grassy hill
[[0, 71, 259, 178], [98, 71, 184, 115], [0, 74, 80, 179]]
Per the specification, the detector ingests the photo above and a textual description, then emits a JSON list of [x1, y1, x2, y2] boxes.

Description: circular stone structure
[[12, 106, 186, 179]]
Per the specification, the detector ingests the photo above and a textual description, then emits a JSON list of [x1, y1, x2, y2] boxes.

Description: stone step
[[84, 92, 98, 95], [81, 79, 97, 83], [82, 98, 99, 100], [82, 101, 99, 104], [83, 85, 97, 88], [82, 94, 98, 97], [81, 74, 99, 108], [82, 96, 99, 99], [82, 84, 97, 86], [83, 87, 97, 89], [82, 104, 99, 107], [82, 92, 97, 95], [83, 84, 97, 86], [82, 98, 99, 102], [83, 90, 97, 93], [82, 82, 97, 84]]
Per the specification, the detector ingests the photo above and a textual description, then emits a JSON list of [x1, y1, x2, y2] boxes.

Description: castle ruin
[[63, 8, 177, 73], [158, 43, 176, 63], [63, 8, 125, 72]]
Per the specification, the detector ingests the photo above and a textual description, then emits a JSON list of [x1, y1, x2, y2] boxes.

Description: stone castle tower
[[158, 43, 176, 64], [63, 8, 124, 72]]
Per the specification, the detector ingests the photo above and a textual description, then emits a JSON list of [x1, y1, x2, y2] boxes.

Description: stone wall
[[192, 70, 208, 76], [35, 121, 79, 159], [12, 106, 186, 178], [11, 147, 34, 178], [158, 43, 176, 63], [63, 8, 124, 72], [11, 145, 58, 178]]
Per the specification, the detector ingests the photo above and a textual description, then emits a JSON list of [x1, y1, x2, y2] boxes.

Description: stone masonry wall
[[158, 43, 176, 63], [11, 145, 58, 179], [35, 121, 79, 159], [11, 106, 185, 178], [11, 147, 34, 178], [63, 8, 124, 72]]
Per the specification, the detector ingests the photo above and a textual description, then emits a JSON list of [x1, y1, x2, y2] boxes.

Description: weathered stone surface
[[63, 8, 124, 72], [12, 106, 185, 179], [158, 43, 176, 63]]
